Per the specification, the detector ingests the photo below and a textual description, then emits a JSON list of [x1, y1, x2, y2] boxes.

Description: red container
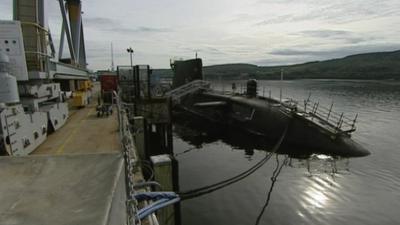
[[100, 75, 118, 92]]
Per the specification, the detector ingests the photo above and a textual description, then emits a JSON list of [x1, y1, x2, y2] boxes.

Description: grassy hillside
[[153, 50, 400, 80]]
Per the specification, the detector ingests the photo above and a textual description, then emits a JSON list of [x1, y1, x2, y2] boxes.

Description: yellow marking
[[56, 108, 93, 154]]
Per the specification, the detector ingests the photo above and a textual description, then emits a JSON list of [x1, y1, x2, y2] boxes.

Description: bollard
[[150, 154, 175, 225]]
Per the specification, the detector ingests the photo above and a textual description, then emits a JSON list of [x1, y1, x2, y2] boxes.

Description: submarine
[[167, 58, 371, 157]]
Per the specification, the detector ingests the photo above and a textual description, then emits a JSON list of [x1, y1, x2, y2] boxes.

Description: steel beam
[[58, 0, 76, 63], [66, 0, 82, 63]]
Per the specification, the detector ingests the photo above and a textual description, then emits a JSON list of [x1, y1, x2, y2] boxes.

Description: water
[[173, 79, 400, 225]]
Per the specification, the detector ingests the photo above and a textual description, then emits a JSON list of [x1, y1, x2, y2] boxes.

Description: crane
[[0, 0, 92, 155]]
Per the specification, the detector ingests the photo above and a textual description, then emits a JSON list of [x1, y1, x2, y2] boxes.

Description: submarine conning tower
[[246, 79, 257, 98], [171, 58, 203, 88]]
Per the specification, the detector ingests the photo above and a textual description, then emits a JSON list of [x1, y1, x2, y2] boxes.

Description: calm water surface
[[173, 79, 400, 225]]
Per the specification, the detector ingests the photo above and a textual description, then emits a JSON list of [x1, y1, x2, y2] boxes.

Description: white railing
[[165, 80, 210, 104]]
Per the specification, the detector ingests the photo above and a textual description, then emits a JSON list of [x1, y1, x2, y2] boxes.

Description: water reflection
[[174, 112, 353, 223], [176, 79, 400, 225], [293, 154, 350, 176], [173, 111, 356, 160], [303, 183, 329, 209]]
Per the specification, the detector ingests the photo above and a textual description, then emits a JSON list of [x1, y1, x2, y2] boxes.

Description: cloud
[[1, 0, 400, 69], [269, 49, 331, 57], [84, 17, 172, 34], [299, 30, 351, 38], [84, 17, 117, 27], [291, 29, 371, 44], [106, 26, 172, 34], [255, 14, 294, 26], [135, 26, 172, 33], [255, 0, 400, 26]]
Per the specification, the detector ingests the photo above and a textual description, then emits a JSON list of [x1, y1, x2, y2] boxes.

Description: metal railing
[[113, 91, 138, 224], [165, 80, 210, 104], [20, 22, 51, 72], [113, 91, 160, 225], [303, 96, 357, 133], [208, 83, 357, 133]]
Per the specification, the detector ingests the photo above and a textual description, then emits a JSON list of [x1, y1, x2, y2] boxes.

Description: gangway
[[165, 80, 210, 104]]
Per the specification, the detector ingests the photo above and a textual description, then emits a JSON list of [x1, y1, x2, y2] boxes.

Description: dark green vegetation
[[153, 50, 400, 80]]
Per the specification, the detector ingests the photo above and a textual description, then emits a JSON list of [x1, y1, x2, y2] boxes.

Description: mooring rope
[[179, 123, 290, 201], [255, 155, 289, 225]]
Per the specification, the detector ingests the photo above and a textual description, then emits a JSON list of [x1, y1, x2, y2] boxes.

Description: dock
[[0, 84, 129, 225], [33, 84, 120, 155], [0, 1, 177, 224], [0, 153, 127, 225]]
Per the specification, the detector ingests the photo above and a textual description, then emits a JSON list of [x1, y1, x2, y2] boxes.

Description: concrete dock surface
[[34, 84, 120, 155]]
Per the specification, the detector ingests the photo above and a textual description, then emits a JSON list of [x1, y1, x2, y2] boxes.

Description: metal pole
[[127, 47, 134, 70], [111, 42, 114, 71], [326, 102, 334, 121], [130, 53, 133, 67], [58, 21, 65, 60], [280, 68, 283, 103], [127, 47, 134, 98], [352, 113, 358, 130]]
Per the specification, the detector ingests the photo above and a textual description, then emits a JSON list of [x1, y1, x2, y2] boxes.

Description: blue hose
[[137, 197, 180, 220], [132, 192, 181, 220], [133, 191, 178, 201]]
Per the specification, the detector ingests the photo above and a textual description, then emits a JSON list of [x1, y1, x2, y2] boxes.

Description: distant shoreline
[[153, 50, 400, 81], [203, 77, 400, 81]]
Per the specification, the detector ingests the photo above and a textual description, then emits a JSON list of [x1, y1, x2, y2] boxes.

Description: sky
[[1, 0, 400, 70]]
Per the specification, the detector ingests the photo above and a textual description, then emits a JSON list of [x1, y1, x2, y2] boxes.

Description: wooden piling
[[133, 116, 146, 160]]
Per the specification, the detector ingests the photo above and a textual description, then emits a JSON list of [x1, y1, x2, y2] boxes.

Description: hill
[[153, 50, 400, 80]]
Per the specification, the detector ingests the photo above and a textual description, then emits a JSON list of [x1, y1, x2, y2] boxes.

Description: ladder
[[165, 80, 210, 104]]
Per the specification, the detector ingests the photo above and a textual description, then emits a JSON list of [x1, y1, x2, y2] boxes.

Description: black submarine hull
[[179, 91, 370, 157]]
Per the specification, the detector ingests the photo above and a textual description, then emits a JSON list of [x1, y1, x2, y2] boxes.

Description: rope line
[[179, 124, 290, 201], [255, 155, 289, 225]]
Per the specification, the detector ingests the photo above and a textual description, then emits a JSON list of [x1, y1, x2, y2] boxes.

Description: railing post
[[310, 103, 316, 120], [315, 102, 319, 114], [312, 102, 319, 114], [352, 113, 358, 130], [304, 93, 311, 112], [337, 113, 344, 129], [307, 92, 311, 102], [326, 102, 334, 121]]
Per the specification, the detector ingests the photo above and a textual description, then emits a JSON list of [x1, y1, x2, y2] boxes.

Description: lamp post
[[127, 46, 134, 89], [126, 47, 136, 101], [126, 47, 134, 68]]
